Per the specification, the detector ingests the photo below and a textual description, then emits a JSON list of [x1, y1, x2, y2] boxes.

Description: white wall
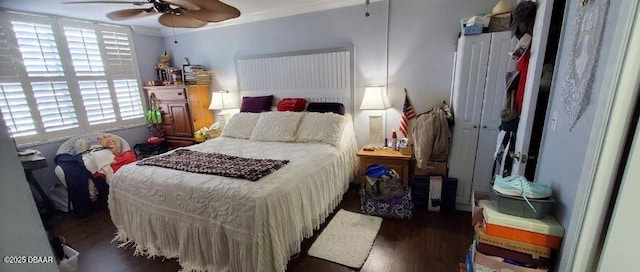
[[161, 0, 496, 146], [386, 0, 496, 132], [0, 117, 57, 272], [133, 32, 166, 82]]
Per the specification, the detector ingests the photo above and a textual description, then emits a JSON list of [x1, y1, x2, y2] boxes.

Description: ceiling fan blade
[[63, 1, 150, 5], [158, 13, 207, 28], [163, 0, 199, 10], [107, 8, 156, 20], [180, 0, 240, 22]]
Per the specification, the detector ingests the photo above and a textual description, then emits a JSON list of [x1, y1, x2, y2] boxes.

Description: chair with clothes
[[52, 133, 133, 217]]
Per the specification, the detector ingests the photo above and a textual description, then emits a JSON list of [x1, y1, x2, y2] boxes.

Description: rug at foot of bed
[[308, 209, 382, 268]]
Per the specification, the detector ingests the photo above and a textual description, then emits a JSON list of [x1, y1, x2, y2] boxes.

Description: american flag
[[399, 89, 416, 137]]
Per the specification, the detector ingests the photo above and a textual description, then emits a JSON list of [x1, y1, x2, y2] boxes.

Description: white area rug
[[308, 209, 383, 268]]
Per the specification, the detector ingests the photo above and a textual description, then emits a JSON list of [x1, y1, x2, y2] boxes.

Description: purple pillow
[[306, 102, 345, 115], [240, 95, 273, 113]]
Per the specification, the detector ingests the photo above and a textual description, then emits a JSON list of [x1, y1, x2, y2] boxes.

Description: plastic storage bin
[[58, 245, 79, 272], [490, 187, 555, 219]]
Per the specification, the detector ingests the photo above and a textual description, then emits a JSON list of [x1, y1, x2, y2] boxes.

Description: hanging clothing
[[54, 154, 108, 217], [492, 130, 517, 179], [413, 108, 451, 168], [515, 49, 531, 113]]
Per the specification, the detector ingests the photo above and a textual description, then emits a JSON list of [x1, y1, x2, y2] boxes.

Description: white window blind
[[11, 21, 64, 77], [0, 25, 20, 79], [114, 79, 144, 120], [102, 30, 133, 78], [64, 27, 105, 77], [0, 11, 146, 145], [79, 80, 116, 125], [32, 81, 79, 132], [0, 83, 36, 137]]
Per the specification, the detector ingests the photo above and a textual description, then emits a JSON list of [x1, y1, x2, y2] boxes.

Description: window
[[0, 11, 145, 145]]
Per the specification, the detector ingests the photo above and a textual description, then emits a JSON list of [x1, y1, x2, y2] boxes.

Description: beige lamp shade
[[360, 86, 391, 110], [209, 90, 235, 110]]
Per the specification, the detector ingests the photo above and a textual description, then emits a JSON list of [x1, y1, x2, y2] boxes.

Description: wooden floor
[[50, 187, 472, 272]]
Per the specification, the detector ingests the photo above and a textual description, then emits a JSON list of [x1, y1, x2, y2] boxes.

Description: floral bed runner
[[136, 149, 289, 181]]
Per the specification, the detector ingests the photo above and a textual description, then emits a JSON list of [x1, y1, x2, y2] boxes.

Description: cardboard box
[[474, 247, 548, 272], [466, 16, 491, 28], [415, 161, 447, 176], [472, 191, 491, 227], [474, 223, 551, 258], [58, 245, 79, 272]]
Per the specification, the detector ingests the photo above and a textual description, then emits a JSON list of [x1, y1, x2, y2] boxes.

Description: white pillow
[[297, 112, 346, 146], [250, 112, 305, 142], [222, 112, 261, 139]]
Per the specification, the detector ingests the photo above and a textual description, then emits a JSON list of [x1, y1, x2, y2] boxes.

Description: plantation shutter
[[102, 30, 133, 78], [31, 81, 79, 132], [10, 19, 81, 135], [78, 80, 116, 125], [0, 19, 37, 138], [11, 21, 64, 77], [102, 28, 144, 122], [0, 24, 20, 80], [0, 11, 145, 145], [64, 27, 105, 77], [0, 83, 36, 137], [113, 79, 144, 120]]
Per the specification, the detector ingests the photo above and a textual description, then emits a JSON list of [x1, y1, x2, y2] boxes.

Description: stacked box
[[465, 192, 564, 271]]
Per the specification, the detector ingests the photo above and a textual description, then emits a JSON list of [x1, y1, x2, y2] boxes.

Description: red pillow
[[277, 98, 307, 112]]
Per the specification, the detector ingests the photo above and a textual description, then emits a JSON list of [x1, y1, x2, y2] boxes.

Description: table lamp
[[209, 90, 236, 130], [360, 86, 391, 146]]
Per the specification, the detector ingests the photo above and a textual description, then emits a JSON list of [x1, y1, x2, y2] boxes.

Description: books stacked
[[463, 193, 564, 271]]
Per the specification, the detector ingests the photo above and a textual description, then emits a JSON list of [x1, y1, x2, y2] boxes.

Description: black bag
[[133, 140, 170, 159]]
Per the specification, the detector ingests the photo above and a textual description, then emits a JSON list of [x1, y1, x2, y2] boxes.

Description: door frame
[[557, 1, 640, 270]]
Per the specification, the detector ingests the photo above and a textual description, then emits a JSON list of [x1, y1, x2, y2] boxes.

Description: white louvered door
[[449, 31, 516, 208], [449, 33, 491, 205], [472, 32, 517, 193]]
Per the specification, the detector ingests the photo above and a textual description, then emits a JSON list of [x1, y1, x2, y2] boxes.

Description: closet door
[[448, 33, 491, 205], [472, 31, 517, 193]]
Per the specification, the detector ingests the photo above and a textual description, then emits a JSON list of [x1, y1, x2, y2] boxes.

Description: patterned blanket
[[136, 149, 289, 181]]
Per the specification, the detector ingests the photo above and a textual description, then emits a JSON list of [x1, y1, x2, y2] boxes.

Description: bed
[[110, 48, 356, 271], [109, 111, 358, 271]]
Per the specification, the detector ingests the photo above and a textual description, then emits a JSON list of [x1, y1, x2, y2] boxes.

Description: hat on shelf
[[488, 0, 514, 18]]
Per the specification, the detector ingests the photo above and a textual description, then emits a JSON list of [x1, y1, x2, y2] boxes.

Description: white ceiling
[[0, 0, 379, 36]]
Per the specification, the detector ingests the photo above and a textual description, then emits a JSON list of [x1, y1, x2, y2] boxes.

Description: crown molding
[[158, 0, 384, 36]]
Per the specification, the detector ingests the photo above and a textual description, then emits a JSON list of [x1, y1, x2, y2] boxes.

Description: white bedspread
[[108, 118, 357, 272]]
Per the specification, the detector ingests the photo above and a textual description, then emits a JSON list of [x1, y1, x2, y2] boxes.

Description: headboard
[[235, 47, 354, 113]]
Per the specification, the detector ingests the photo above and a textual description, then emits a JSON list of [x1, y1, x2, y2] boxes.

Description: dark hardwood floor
[[50, 187, 472, 272]]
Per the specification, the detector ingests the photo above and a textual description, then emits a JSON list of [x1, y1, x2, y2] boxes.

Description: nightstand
[[357, 147, 412, 187]]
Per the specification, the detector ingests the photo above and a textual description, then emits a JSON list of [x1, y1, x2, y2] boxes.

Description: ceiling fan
[[63, 0, 241, 28]]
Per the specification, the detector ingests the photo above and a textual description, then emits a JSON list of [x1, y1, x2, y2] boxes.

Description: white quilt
[[109, 117, 357, 272]]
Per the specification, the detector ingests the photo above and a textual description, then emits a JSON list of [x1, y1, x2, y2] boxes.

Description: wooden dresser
[[144, 85, 214, 148]]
